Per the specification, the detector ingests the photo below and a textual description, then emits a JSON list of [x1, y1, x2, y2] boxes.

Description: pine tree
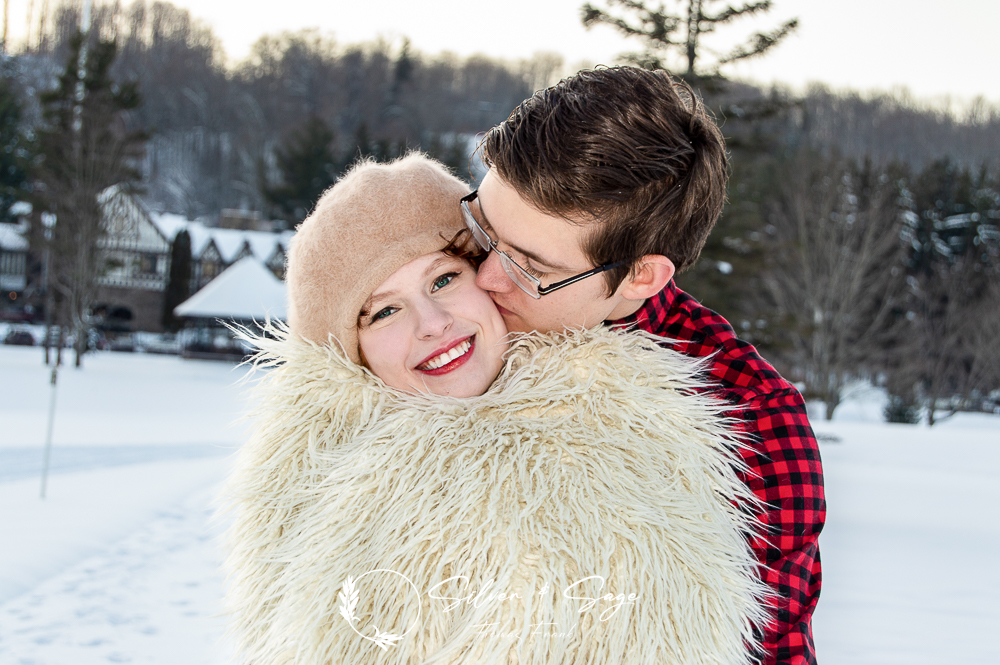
[[578, 3, 801, 360], [898, 159, 1000, 424], [0, 66, 31, 224], [581, 0, 797, 80], [264, 115, 338, 224], [161, 229, 192, 332], [33, 30, 146, 366]]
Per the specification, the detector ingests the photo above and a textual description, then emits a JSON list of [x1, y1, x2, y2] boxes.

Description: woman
[[222, 154, 767, 665]]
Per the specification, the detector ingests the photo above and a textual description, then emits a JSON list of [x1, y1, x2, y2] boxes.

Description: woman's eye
[[370, 306, 397, 323], [432, 272, 459, 291]]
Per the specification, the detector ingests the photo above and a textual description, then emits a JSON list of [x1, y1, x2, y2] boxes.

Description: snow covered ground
[[1, 345, 998, 664]]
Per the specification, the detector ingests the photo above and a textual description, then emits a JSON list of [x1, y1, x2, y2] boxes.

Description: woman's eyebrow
[[422, 255, 454, 276], [477, 203, 574, 272], [362, 290, 396, 313], [364, 256, 455, 313]]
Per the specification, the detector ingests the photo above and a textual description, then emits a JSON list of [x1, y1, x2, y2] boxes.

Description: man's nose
[[475, 251, 514, 293]]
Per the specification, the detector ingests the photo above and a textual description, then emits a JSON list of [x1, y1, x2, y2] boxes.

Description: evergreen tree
[[425, 133, 471, 182], [897, 159, 1000, 423], [578, 3, 800, 334], [581, 0, 797, 80], [33, 30, 146, 366], [264, 115, 338, 224], [392, 38, 415, 98], [0, 67, 31, 224], [162, 229, 192, 332]]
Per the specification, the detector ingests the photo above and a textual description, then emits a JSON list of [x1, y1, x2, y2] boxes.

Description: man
[[462, 66, 825, 664]]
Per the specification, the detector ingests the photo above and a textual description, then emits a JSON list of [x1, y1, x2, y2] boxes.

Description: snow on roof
[[150, 214, 215, 256], [9, 201, 32, 216], [149, 213, 294, 262], [151, 213, 188, 240], [0, 224, 28, 251], [245, 231, 283, 260], [174, 257, 287, 320], [208, 227, 253, 263]]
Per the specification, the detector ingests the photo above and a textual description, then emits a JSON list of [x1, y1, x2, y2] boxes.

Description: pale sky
[[5, 0, 999, 107]]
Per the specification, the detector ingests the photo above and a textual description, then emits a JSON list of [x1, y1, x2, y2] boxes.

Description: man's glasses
[[460, 190, 626, 299]]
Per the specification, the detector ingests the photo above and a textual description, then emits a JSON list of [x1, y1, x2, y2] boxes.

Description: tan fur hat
[[286, 153, 471, 363]]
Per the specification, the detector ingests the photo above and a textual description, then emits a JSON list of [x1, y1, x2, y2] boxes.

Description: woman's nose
[[415, 300, 454, 338], [475, 251, 514, 293]]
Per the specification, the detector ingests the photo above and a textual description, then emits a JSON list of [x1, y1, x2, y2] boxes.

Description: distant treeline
[[679, 81, 1000, 424], [12, 0, 563, 221], [13, 1, 999, 222], [8, 0, 1000, 421]]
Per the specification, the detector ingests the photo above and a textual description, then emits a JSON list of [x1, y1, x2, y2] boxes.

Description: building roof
[[98, 185, 170, 253], [174, 257, 287, 320]]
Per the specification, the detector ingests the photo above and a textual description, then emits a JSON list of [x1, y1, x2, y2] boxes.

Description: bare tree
[[760, 149, 907, 419], [33, 30, 145, 366], [904, 264, 1000, 424]]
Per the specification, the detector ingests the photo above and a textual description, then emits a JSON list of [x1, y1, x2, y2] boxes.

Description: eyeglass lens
[[496, 253, 540, 297], [462, 200, 541, 298]]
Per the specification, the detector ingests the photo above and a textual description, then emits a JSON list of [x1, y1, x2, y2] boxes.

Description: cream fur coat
[[221, 327, 769, 665]]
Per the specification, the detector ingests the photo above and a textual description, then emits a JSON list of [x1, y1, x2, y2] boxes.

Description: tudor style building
[[1, 221, 29, 317], [94, 186, 173, 330], [93, 186, 292, 332]]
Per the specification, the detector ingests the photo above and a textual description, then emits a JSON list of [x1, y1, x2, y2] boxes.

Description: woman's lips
[[416, 336, 476, 375]]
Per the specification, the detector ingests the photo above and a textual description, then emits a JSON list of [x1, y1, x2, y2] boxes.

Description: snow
[[0, 223, 28, 251], [205, 229, 250, 264], [173, 257, 287, 320], [150, 214, 214, 255], [1, 345, 998, 664], [811, 422, 1000, 664]]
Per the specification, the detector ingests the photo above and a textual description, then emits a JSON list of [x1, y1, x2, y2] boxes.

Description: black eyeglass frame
[[460, 190, 627, 299]]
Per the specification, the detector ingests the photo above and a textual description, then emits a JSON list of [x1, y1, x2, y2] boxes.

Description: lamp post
[[40, 0, 92, 498], [40, 211, 57, 500], [41, 211, 56, 365]]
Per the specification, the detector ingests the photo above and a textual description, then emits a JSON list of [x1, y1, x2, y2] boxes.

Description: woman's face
[[357, 252, 508, 397]]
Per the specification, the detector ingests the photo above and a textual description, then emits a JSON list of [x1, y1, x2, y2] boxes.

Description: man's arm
[[740, 386, 825, 665], [610, 282, 826, 663]]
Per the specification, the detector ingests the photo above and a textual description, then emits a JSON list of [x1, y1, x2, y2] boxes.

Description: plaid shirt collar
[[605, 280, 679, 333]]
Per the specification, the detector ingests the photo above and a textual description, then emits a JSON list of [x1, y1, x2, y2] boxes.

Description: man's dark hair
[[480, 66, 727, 294]]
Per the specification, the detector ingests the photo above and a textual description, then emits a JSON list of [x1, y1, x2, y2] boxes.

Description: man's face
[[472, 171, 641, 333]]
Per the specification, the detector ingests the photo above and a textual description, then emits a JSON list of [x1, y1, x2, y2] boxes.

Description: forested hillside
[[3, 0, 998, 422]]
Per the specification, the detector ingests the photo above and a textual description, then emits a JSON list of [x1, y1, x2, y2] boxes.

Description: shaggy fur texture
[[221, 326, 769, 664], [285, 154, 470, 363]]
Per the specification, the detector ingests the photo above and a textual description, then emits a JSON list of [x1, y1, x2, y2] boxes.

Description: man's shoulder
[[614, 283, 793, 399]]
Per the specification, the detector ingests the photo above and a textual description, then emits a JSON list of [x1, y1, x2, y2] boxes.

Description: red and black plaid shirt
[[609, 281, 825, 665]]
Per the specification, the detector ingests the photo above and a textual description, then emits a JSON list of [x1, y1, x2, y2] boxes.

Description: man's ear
[[617, 255, 675, 300]]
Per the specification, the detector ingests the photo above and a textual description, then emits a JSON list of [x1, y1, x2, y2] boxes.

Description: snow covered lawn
[[1, 346, 248, 664], [812, 415, 1000, 664], [1, 345, 998, 664]]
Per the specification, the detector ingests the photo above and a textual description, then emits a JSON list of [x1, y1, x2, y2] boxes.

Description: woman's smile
[[417, 335, 475, 373]]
